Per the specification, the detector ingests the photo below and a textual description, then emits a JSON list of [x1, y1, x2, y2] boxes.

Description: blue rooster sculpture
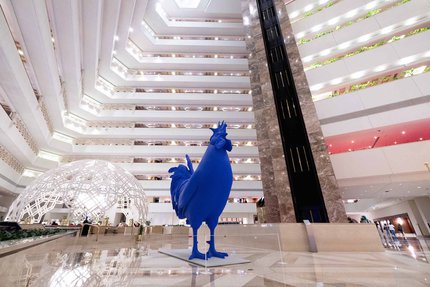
[[168, 121, 233, 260]]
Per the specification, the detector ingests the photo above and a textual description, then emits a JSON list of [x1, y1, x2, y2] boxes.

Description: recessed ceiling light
[[290, 11, 299, 18], [320, 49, 330, 56], [345, 9, 357, 18], [312, 25, 322, 32], [365, 1, 377, 10], [296, 32, 305, 39], [304, 4, 314, 12], [401, 131, 406, 134], [114, 35, 119, 41], [374, 65, 387, 72], [328, 17, 339, 25], [330, 78, 343, 85], [419, 137, 423, 140], [129, 27, 134, 33], [351, 71, 365, 79], [303, 56, 313, 63]]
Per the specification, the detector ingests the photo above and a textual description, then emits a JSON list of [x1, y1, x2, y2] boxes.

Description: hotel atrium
[[0, 0, 429, 286]]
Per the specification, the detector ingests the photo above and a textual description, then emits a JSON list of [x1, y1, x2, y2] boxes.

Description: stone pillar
[[242, 0, 295, 223], [241, 0, 347, 223]]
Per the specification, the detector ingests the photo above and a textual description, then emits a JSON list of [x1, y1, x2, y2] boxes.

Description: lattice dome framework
[[6, 160, 148, 223]]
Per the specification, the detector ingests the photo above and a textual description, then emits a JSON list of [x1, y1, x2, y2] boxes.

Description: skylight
[[174, 0, 201, 8]]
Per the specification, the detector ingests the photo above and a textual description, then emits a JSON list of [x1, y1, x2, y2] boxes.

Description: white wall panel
[[321, 103, 430, 137], [374, 0, 430, 28], [148, 202, 256, 213], [307, 32, 430, 91], [316, 73, 429, 121], [332, 17, 381, 49], [331, 148, 392, 179], [118, 163, 261, 174], [297, 0, 430, 60], [82, 110, 255, 123], [139, 180, 263, 191], [316, 91, 365, 119], [391, 29, 430, 58], [358, 77, 424, 109], [72, 145, 259, 157], [321, 114, 374, 137], [413, 71, 430, 95], [0, 161, 21, 185], [292, 0, 375, 37], [331, 140, 430, 180], [305, 59, 349, 85], [367, 103, 430, 128], [223, 203, 256, 213], [342, 44, 398, 73], [0, 176, 17, 194], [67, 128, 257, 140]]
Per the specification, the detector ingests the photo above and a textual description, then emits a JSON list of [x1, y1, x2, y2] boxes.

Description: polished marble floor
[[0, 233, 429, 287]]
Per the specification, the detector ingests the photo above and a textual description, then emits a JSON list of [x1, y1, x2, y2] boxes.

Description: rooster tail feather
[[168, 164, 192, 218]]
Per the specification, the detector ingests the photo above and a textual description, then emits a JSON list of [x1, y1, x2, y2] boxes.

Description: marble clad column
[[241, 0, 347, 223], [241, 0, 296, 223]]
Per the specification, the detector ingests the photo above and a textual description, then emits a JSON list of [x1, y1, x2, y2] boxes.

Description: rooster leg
[[206, 218, 228, 259], [189, 223, 206, 260]]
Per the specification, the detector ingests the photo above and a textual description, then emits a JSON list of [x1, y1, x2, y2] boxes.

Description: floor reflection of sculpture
[[169, 121, 233, 260], [190, 264, 215, 287], [7, 254, 33, 287], [33, 248, 140, 286]]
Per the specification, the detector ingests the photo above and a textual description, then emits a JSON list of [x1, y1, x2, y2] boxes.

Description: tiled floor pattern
[[0, 234, 428, 286]]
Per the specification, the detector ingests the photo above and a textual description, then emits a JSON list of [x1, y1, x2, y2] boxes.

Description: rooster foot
[[206, 249, 228, 259], [189, 250, 206, 260]]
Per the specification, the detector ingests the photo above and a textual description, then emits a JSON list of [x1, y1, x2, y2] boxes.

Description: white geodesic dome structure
[[6, 160, 148, 223]]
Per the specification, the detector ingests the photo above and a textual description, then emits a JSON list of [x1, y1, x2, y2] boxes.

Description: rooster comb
[[210, 121, 227, 134]]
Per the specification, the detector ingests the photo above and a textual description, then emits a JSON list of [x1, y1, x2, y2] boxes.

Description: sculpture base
[[159, 248, 250, 267]]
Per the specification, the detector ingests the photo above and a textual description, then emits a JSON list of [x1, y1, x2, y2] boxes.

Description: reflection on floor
[[0, 233, 429, 286]]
